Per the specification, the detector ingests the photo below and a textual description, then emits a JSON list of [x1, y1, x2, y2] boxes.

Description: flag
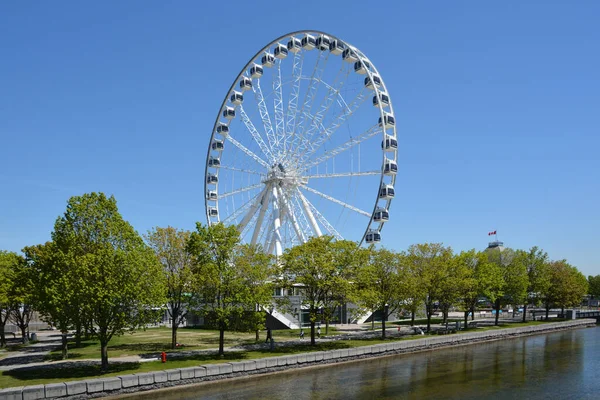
[[488, 230, 497, 236]]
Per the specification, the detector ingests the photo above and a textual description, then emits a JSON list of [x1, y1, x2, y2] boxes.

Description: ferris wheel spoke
[[273, 59, 285, 154], [252, 79, 277, 156], [301, 84, 370, 163], [303, 63, 350, 146], [304, 170, 380, 179], [302, 123, 381, 171], [239, 105, 275, 163], [219, 182, 263, 199], [226, 135, 270, 169], [301, 185, 371, 217], [220, 165, 265, 176], [289, 50, 330, 159], [297, 189, 343, 240], [284, 50, 304, 154], [221, 189, 263, 225], [251, 183, 272, 245]]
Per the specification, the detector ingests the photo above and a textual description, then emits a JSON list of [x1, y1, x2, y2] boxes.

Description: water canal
[[129, 326, 599, 399]]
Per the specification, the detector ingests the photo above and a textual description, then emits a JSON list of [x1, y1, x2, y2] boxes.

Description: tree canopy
[[52, 192, 166, 370], [187, 222, 274, 355]]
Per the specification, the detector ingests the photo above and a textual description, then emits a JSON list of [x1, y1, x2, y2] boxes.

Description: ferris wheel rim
[[204, 30, 397, 249]]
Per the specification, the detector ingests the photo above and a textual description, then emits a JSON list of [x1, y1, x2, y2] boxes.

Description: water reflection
[[129, 327, 598, 400]]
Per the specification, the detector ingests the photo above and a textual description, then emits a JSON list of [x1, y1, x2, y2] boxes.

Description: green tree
[[187, 223, 273, 355], [8, 254, 35, 344], [234, 243, 275, 340], [22, 242, 80, 358], [53, 192, 166, 370], [588, 275, 600, 298], [455, 250, 504, 327], [543, 261, 588, 319], [321, 240, 363, 334], [280, 236, 352, 345], [486, 247, 528, 325], [0, 251, 18, 347], [406, 243, 454, 332], [354, 248, 405, 339], [398, 254, 425, 326], [515, 247, 551, 322], [145, 226, 194, 349]]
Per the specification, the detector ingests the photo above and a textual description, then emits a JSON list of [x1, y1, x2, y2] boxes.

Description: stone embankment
[[0, 319, 595, 400]]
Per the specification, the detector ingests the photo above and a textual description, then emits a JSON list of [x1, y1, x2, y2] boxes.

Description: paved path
[[0, 331, 65, 371]]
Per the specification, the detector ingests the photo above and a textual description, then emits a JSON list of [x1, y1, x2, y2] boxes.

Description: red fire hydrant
[[161, 352, 167, 363]]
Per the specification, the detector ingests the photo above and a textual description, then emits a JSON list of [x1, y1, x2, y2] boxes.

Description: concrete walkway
[[0, 332, 65, 371]]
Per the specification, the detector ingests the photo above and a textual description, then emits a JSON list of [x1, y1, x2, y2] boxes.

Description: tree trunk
[[411, 311, 415, 326], [371, 314, 375, 331], [100, 340, 109, 372], [522, 304, 528, 323], [545, 304, 550, 320], [0, 320, 6, 348], [20, 325, 28, 344], [255, 329, 259, 341], [464, 310, 469, 328], [442, 308, 448, 325], [494, 299, 501, 326], [471, 307, 475, 321], [75, 320, 82, 347], [310, 320, 315, 345], [325, 321, 329, 335], [61, 332, 69, 360], [381, 310, 386, 339], [171, 322, 178, 350], [218, 328, 225, 356], [426, 302, 432, 332]]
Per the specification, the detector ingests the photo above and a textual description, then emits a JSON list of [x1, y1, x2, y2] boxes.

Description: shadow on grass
[[43, 353, 84, 362], [3, 362, 141, 381], [109, 343, 172, 353], [66, 341, 99, 349]]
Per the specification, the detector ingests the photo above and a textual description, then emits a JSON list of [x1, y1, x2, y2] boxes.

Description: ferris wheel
[[204, 30, 398, 256]]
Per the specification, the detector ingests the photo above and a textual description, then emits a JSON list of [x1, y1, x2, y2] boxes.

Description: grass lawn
[[0, 320, 557, 388], [42, 326, 340, 361]]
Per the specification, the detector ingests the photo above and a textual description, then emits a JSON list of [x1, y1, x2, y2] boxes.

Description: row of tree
[[0, 192, 594, 370], [0, 193, 275, 370], [279, 239, 590, 343]]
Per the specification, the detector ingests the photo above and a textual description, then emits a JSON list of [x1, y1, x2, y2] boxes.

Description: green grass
[[44, 327, 279, 360], [0, 320, 561, 388]]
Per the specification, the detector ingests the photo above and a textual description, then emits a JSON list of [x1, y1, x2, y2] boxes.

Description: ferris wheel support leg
[[251, 184, 272, 245], [278, 186, 306, 243], [271, 185, 284, 257], [238, 186, 268, 233], [298, 190, 322, 237]]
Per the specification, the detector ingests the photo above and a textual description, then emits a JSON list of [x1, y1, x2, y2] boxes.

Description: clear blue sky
[[1, 1, 598, 276]]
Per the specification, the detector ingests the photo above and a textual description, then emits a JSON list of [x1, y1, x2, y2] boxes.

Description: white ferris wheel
[[204, 30, 398, 256]]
